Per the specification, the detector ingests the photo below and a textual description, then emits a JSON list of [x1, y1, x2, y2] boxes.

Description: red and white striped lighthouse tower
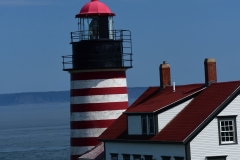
[[62, 0, 132, 159]]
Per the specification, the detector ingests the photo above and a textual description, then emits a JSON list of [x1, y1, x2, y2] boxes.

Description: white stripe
[[71, 128, 107, 138], [71, 94, 128, 104], [71, 146, 95, 155], [71, 78, 127, 89], [71, 110, 125, 121]]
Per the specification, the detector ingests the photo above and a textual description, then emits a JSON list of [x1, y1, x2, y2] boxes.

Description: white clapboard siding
[[191, 95, 240, 160], [105, 142, 185, 160], [158, 99, 193, 132], [128, 116, 142, 135]]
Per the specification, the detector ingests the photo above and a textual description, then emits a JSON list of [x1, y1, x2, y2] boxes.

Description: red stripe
[[71, 155, 81, 160], [71, 119, 115, 129], [71, 87, 127, 96], [71, 71, 126, 80], [71, 102, 128, 112], [71, 137, 100, 146]]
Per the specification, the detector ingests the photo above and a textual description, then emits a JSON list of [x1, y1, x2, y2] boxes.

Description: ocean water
[[0, 103, 70, 160]]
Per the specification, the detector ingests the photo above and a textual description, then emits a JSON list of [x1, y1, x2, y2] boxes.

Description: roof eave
[[99, 138, 184, 145], [75, 12, 115, 18]]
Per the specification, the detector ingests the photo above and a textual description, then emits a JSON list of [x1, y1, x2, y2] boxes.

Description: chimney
[[160, 61, 171, 89], [204, 58, 217, 85]]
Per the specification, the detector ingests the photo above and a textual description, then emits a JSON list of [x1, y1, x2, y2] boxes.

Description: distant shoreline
[[0, 87, 148, 106]]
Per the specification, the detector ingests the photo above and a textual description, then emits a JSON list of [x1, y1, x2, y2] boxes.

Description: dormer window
[[149, 116, 154, 134], [141, 115, 155, 135]]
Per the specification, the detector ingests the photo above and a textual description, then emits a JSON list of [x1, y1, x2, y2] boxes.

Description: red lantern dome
[[76, 0, 115, 17]]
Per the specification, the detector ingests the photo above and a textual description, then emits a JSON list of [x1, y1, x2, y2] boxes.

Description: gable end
[[183, 86, 240, 144]]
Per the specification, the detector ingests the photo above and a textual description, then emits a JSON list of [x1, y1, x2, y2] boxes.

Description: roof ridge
[[153, 86, 206, 113]]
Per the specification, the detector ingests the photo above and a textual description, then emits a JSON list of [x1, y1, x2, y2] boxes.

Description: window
[[206, 155, 227, 160], [142, 116, 147, 134], [174, 157, 184, 160], [218, 116, 237, 145], [144, 155, 153, 160], [133, 154, 141, 160], [141, 115, 155, 135], [148, 116, 155, 134], [161, 156, 171, 160], [122, 154, 130, 160], [111, 153, 118, 160]]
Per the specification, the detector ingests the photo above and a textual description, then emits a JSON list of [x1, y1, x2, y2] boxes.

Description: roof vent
[[173, 82, 176, 92]]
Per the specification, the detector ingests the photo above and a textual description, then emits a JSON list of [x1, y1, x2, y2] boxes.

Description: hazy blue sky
[[0, 0, 240, 94]]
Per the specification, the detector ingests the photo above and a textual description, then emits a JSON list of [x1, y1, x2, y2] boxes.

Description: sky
[[0, 0, 240, 94]]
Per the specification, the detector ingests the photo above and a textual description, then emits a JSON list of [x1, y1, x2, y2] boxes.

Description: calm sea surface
[[0, 103, 70, 160]]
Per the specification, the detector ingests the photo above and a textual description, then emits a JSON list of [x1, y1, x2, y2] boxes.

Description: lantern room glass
[[78, 16, 114, 40]]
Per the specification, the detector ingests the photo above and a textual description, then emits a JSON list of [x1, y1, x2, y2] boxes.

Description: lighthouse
[[62, 0, 132, 159]]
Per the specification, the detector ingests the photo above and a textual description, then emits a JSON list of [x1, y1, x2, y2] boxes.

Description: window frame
[[206, 155, 227, 160], [122, 154, 130, 160], [111, 153, 118, 160], [173, 156, 184, 160], [133, 154, 141, 160], [217, 116, 238, 145], [144, 155, 153, 160], [161, 156, 171, 160]]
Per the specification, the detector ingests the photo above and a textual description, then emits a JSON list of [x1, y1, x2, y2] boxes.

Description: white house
[[99, 58, 240, 160]]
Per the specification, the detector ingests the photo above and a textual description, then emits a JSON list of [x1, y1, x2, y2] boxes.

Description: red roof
[[99, 81, 240, 143], [76, 0, 115, 18], [126, 84, 205, 113]]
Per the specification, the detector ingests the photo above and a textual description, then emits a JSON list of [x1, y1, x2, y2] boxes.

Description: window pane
[[123, 154, 130, 160], [111, 154, 118, 160], [162, 156, 171, 160], [133, 155, 141, 160], [149, 117, 154, 134], [142, 117, 147, 134], [222, 137, 225, 141], [221, 127, 225, 131], [221, 121, 224, 126], [225, 121, 228, 126], [144, 155, 152, 160]]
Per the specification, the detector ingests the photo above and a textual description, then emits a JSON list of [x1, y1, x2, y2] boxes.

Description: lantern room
[[76, 0, 115, 40], [62, 0, 133, 70]]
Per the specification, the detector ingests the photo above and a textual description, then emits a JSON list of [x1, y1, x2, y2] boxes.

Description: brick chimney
[[204, 58, 217, 85], [160, 61, 171, 89]]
